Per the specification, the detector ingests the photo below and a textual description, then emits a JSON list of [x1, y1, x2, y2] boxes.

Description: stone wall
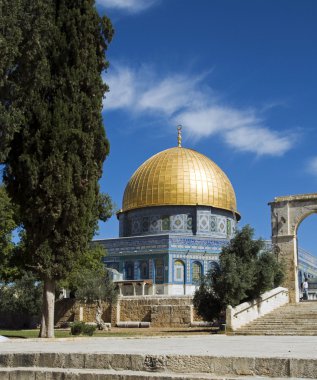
[[118, 296, 201, 327], [54, 299, 76, 326], [119, 298, 151, 322], [55, 299, 111, 326], [151, 305, 192, 327], [55, 296, 203, 328]]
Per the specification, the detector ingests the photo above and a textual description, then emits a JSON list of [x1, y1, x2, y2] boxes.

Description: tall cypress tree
[[0, 0, 23, 161], [0, 0, 113, 337]]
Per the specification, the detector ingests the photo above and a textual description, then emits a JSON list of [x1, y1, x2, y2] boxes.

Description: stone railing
[[226, 286, 289, 332]]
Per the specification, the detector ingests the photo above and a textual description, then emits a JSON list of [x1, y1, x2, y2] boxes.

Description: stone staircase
[[233, 301, 317, 335]]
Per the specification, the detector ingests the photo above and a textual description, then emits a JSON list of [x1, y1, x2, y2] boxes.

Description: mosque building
[[97, 128, 317, 297], [97, 128, 241, 296]]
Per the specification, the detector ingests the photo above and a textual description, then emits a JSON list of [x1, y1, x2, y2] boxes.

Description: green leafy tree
[[1, 0, 114, 337], [69, 245, 118, 329], [59, 244, 109, 291], [0, 185, 18, 280], [0, 271, 42, 327], [254, 251, 285, 298], [194, 225, 284, 322]]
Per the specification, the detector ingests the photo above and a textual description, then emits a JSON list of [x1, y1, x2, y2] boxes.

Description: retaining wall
[[55, 296, 203, 327]]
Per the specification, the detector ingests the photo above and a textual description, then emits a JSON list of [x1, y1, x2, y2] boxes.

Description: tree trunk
[[95, 299, 106, 330], [39, 277, 55, 338]]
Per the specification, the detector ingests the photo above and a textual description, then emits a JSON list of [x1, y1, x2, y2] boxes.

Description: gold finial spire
[[177, 125, 182, 147]]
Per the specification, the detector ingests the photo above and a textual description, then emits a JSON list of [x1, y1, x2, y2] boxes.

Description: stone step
[[242, 326, 317, 329], [266, 308, 317, 312], [254, 317, 317, 320], [261, 312, 317, 314], [234, 332, 317, 336], [260, 310, 317, 313], [1, 352, 317, 379], [262, 311, 317, 313], [253, 324, 317, 326], [251, 322, 317, 326], [248, 320, 317, 323], [236, 326, 317, 330], [234, 326, 317, 330], [249, 320, 317, 327], [252, 314, 317, 317], [242, 323, 317, 327], [237, 328, 317, 332], [266, 315, 317, 318], [0, 367, 310, 380], [234, 329, 317, 332], [244, 320, 317, 324]]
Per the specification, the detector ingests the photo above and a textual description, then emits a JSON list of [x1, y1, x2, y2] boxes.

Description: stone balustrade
[[226, 286, 289, 332]]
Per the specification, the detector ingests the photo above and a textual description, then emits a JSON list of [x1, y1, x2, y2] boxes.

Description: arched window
[[125, 262, 134, 280], [174, 260, 185, 282], [140, 261, 148, 279], [192, 261, 202, 284], [208, 261, 220, 274]]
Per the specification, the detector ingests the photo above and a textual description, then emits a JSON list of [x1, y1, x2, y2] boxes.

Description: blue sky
[[95, 0, 317, 255]]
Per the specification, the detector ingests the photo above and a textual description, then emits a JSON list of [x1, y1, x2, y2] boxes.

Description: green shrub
[[82, 324, 96, 336], [70, 322, 84, 336], [70, 322, 96, 336]]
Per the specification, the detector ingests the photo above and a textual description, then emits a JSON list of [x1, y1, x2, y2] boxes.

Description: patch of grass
[[0, 329, 71, 339], [0, 326, 218, 339]]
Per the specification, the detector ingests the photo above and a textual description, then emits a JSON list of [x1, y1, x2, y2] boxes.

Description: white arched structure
[[269, 193, 317, 303]]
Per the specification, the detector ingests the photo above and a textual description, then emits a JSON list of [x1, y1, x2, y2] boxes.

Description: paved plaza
[[1, 335, 317, 358]]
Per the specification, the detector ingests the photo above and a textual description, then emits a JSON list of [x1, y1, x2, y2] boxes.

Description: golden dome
[[122, 146, 239, 218]]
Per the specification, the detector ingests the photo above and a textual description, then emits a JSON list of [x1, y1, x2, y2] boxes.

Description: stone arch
[[269, 193, 317, 303], [174, 259, 185, 283]]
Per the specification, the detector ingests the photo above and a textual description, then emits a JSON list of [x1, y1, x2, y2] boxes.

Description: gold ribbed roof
[[122, 147, 239, 217]]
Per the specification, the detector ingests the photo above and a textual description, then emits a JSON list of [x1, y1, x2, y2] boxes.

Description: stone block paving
[[1, 335, 317, 379]]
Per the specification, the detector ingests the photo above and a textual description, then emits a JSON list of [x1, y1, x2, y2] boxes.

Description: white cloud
[[103, 67, 135, 110], [138, 75, 205, 115], [307, 157, 317, 175], [103, 64, 294, 157], [223, 126, 293, 156], [175, 107, 257, 137], [96, 0, 158, 13]]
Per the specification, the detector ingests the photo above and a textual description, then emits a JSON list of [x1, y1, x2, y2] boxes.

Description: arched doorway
[[174, 259, 185, 294], [269, 193, 317, 303], [296, 214, 317, 300]]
